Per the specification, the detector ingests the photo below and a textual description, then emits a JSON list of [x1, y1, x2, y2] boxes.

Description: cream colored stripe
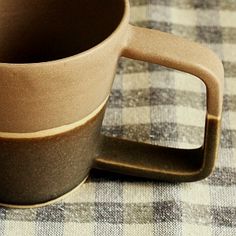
[[124, 224, 153, 236], [208, 185, 236, 207], [180, 183, 211, 205], [223, 44, 236, 62], [0, 96, 109, 139], [122, 106, 150, 125], [228, 111, 236, 130], [123, 72, 150, 90], [130, 5, 147, 22], [182, 224, 212, 236], [225, 77, 236, 95], [217, 148, 236, 168], [133, 5, 198, 25], [151, 71, 235, 95], [64, 223, 93, 236], [220, 10, 236, 27], [4, 221, 35, 236], [123, 182, 153, 203], [151, 71, 203, 93], [132, 5, 236, 27], [176, 106, 205, 127]]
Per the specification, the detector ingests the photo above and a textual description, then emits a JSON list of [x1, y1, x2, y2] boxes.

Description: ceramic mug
[[0, 0, 224, 208]]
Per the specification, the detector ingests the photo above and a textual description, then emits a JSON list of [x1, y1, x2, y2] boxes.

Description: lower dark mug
[[0, 0, 224, 208]]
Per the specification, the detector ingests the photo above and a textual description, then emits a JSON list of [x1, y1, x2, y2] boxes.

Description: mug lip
[[0, 0, 129, 67]]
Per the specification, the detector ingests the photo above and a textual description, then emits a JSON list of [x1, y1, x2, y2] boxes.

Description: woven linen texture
[[1, 0, 236, 235]]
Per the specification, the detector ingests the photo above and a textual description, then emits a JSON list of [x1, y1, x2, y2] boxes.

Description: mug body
[[0, 0, 129, 206]]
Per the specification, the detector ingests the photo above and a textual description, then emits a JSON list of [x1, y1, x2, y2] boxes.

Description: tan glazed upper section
[[0, 0, 130, 133], [0, 0, 223, 136]]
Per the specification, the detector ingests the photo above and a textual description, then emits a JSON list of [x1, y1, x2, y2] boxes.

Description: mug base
[[0, 175, 89, 209]]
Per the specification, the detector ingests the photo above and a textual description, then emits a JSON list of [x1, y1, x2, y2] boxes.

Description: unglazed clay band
[[0, 175, 89, 209], [0, 96, 109, 139]]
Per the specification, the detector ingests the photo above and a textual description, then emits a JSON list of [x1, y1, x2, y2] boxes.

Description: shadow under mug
[[0, 0, 224, 208]]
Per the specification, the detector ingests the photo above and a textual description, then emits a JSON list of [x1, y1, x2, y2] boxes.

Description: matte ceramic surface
[[0, 0, 224, 207], [0, 106, 105, 205]]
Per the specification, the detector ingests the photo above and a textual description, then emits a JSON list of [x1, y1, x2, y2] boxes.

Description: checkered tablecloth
[[1, 0, 236, 235]]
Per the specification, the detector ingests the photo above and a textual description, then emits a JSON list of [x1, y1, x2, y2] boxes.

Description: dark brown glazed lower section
[[0, 107, 105, 206]]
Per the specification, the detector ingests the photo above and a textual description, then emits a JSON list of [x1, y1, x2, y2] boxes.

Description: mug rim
[[0, 0, 129, 67]]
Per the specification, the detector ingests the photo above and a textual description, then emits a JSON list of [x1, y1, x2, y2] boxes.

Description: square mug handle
[[94, 25, 224, 182]]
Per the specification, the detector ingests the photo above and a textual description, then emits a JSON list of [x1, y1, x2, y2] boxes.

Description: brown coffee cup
[[0, 0, 224, 208]]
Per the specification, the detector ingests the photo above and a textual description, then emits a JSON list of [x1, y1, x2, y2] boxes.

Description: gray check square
[[95, 202, 123, 224], [36, 204, 65, 223]]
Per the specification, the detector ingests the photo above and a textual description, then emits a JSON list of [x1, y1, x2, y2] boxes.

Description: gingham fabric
[[1, 0, 236, 235]]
